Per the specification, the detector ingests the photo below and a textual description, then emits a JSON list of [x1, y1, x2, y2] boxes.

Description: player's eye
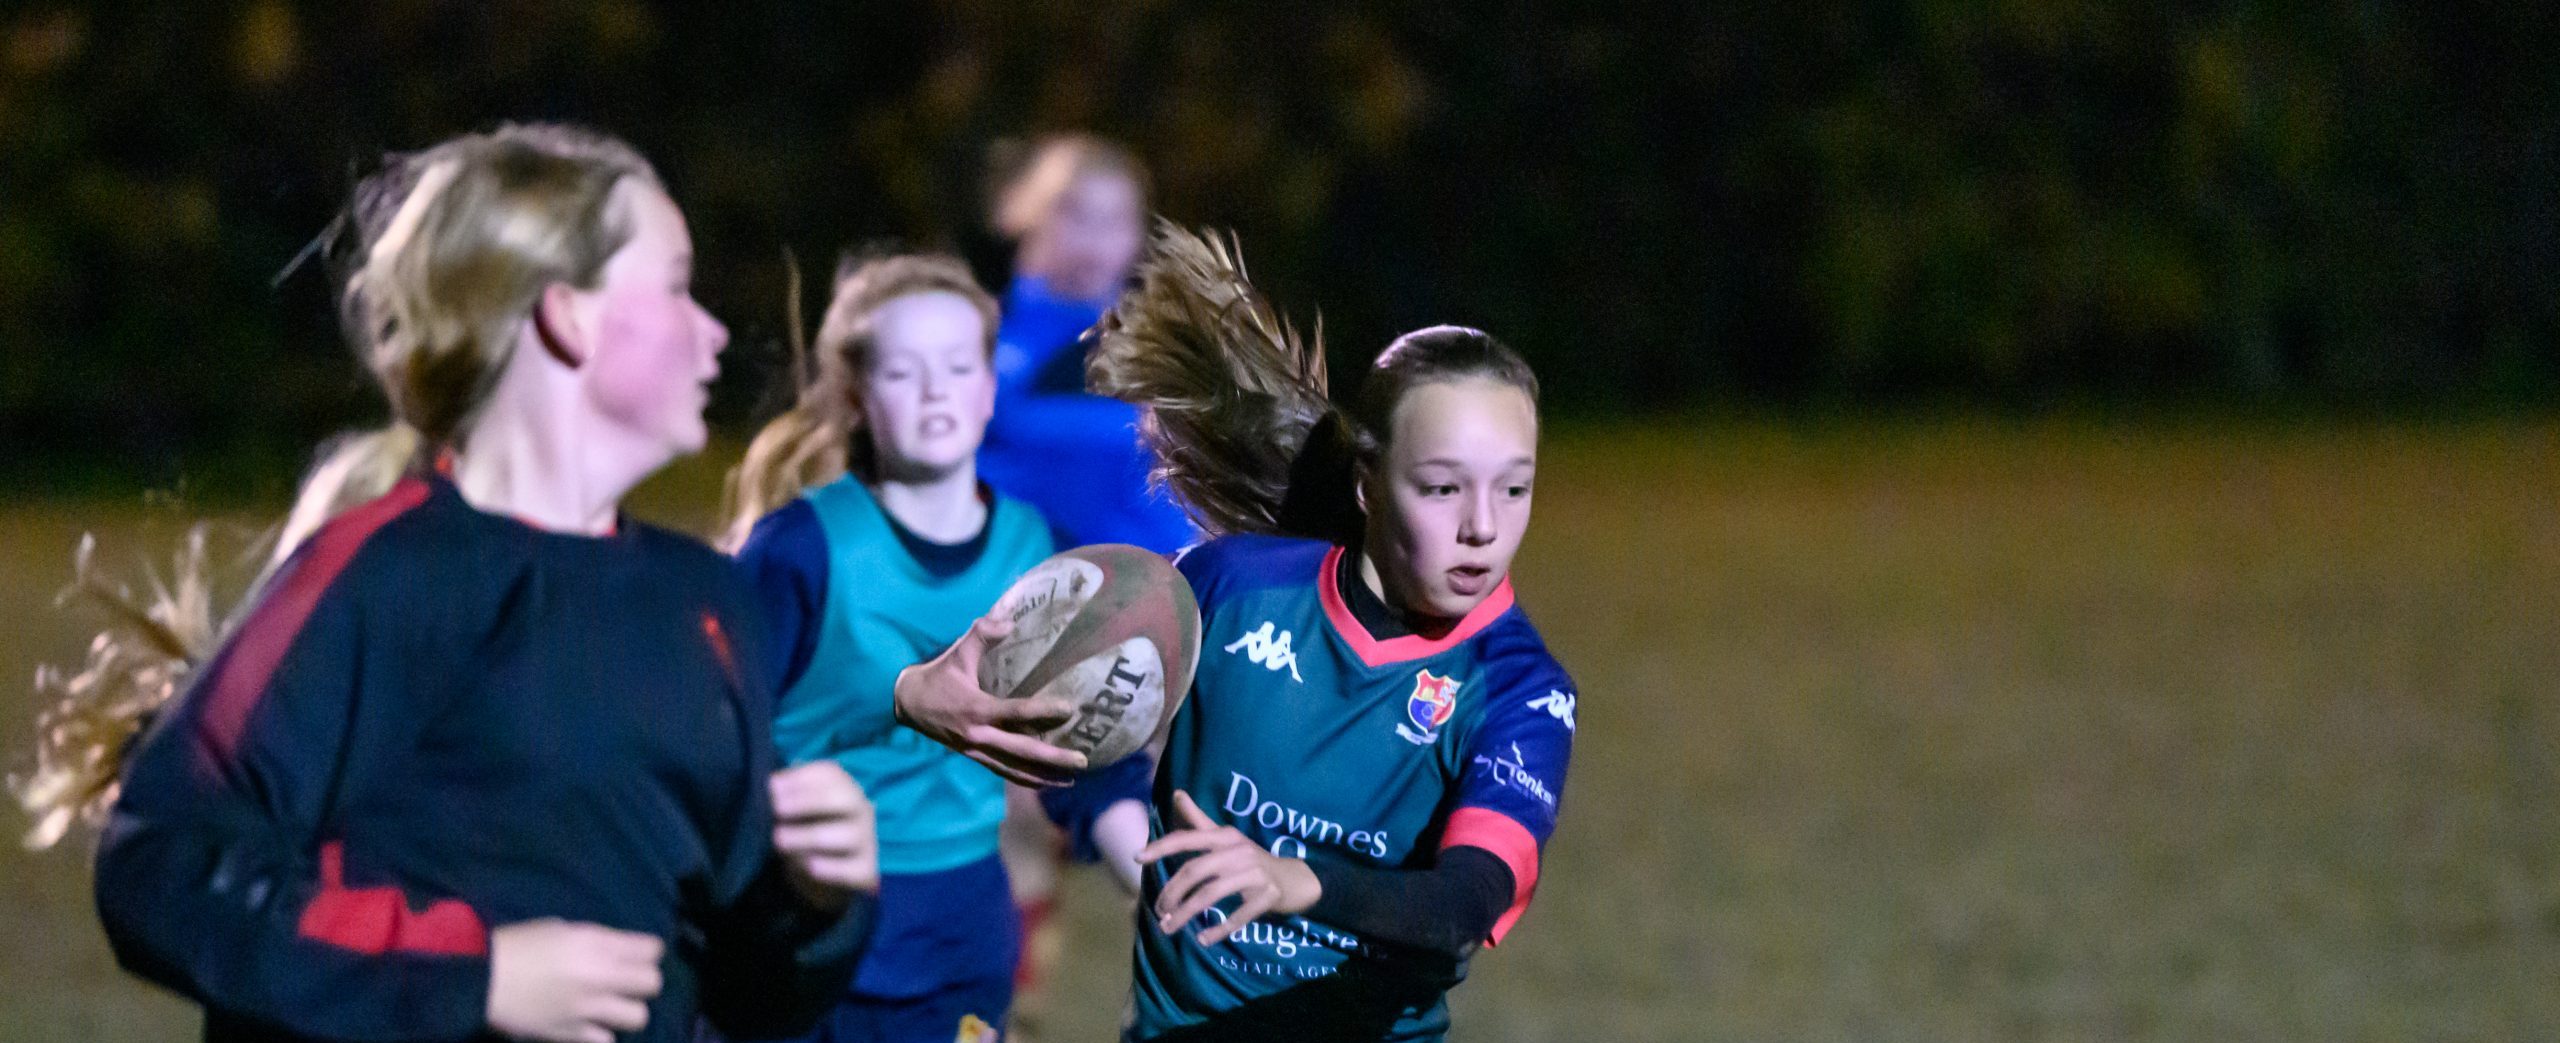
[[1422, 483, 1459, 497], [1505, 484, 1531, 499]]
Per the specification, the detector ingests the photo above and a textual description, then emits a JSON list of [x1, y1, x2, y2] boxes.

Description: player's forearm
[[1304, 846, 1515, 958], [1092, 798, 1152, 893], [95, 809, 493, 1039]]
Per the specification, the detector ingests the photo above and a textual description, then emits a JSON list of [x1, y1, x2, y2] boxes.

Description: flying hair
[[1092, 222, 1541, 546], [1086, 221, 1346, 540], [10, 526, 267, 849]]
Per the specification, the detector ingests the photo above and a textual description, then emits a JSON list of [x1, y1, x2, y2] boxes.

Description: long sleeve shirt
[[96, 475, 870, 1042]]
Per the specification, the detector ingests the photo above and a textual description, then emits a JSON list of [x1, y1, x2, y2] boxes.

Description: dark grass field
[[5, 418, 2555, 1041]]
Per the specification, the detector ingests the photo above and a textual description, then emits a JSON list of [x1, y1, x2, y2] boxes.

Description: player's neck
[[1353, 548, 1457, 641], [449, 408, 641, 538], [872, 465, 987, 544]]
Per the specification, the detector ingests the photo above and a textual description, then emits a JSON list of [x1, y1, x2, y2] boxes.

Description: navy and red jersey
[[1129, 534, 1578, 1043], [95, 475, 871, 1042]]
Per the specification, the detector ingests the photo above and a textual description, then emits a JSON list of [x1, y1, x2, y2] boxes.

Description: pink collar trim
[[1317, 545, 1514, 668]]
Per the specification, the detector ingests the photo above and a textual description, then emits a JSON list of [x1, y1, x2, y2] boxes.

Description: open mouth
[[918, 415, 956, 438], [1445, 565, 1492, 597]]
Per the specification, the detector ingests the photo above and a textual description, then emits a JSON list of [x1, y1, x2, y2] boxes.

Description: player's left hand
[[892, 614, 1087, 787], [770, 761, 879, 911], [1138, 790, 1321, 945]]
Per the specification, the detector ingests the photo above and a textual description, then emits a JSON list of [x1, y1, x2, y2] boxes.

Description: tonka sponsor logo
[[1471, 741, 1557, 808]]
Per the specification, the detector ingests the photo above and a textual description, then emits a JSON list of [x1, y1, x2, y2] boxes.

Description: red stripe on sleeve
[[700, 611, 741, 692], [195, 479, 432, 769], [296, 842, 488, 956], [1441, 806, 1542, 946]]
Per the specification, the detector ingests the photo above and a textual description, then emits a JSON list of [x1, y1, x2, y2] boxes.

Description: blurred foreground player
[[1087, 225, 1578, 1042], [80, 125, 885, 1043]]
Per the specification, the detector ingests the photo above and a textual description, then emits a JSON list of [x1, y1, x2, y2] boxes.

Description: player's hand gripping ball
[[977, 544, 1201, 769]]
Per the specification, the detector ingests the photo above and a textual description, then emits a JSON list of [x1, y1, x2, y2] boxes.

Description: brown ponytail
[[1091, 223, 1541, 545], [1086, 222, 1346, 541]]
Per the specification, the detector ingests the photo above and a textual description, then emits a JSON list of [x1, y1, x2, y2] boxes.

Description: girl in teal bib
[[724, 253, 1055, 1042]]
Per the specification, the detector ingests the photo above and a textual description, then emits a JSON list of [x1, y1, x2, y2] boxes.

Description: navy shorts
[[790, 974, 1011, 1043]]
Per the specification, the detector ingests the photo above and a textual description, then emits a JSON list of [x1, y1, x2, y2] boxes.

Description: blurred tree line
[[2, 1, 2553, 483]]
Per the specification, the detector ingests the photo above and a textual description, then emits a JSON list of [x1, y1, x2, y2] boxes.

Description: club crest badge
[[1397, 669, 1461, 745]]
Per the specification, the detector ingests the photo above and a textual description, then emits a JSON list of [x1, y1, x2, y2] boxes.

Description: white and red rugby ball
[[977, 544, 1201, 769]]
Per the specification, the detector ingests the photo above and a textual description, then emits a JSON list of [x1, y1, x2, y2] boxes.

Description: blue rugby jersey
[[1129, 534, 1578, 1043], [976, 275, 1196, 553]]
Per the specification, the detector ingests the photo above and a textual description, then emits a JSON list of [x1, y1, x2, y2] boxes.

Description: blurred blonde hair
[[279, 123, 658, 560], [11, 528, 241, 850], [988, 133, 1150, 242], [14, 124, 657, 848], [718, 252, 999, 553]]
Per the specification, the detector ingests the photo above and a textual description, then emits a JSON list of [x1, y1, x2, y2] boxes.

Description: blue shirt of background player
[[976, 274, 1197, 554]]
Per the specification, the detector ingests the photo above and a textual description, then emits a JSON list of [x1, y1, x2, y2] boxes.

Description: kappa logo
[[1223, 621, 1303, 682], [1527, 689, 1577, 732], [1397, 669, 1461, 745]]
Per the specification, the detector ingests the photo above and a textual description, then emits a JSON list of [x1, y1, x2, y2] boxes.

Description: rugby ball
[[977, 544, 1201, 768]]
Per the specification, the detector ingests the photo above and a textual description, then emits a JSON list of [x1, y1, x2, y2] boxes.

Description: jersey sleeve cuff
[[1441, 806, 1541, 946]]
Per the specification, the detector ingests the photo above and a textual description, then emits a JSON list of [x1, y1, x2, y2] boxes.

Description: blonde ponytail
[[719, 406, 852, 553], [12, 525, 260, 849], [271, 424, 424, 571], [18, 124, 657, 848]]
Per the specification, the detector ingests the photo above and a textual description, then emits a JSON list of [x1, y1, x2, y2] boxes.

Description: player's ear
[[531, 282, 589, 368], [839, 384, 866, 428], [1352, 460, 1371, 516]]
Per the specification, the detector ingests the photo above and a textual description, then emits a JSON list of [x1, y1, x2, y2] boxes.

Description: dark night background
[[6, 7, 2559, 1042], [4, 1, 2555, 493]]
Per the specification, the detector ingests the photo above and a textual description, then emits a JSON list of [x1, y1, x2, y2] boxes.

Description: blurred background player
[[975, 133, 1185, 1038], [1086, 226, 1577, 1042], [71, 124, 883, 1043], [977, 132, 1193, 553], [721, 253, 1056, 1042]]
